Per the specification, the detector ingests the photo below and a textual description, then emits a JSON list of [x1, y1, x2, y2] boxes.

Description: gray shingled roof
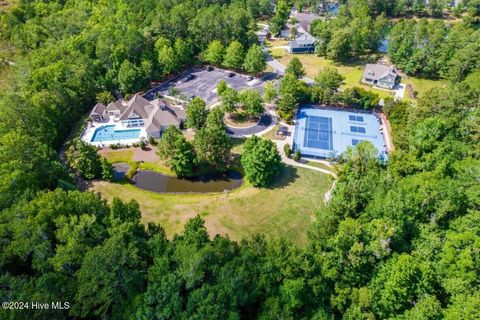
[[293, 12, 319, 34], [363, 64, 397, 81], [145, 105, 181, 133], [289, 33, 316, 47], [90, 103, 106, 116], [119, 94, 152, 120], [106, 100, 127, 114]]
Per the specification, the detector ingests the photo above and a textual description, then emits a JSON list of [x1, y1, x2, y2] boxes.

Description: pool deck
[[81, 119, 147, 147]]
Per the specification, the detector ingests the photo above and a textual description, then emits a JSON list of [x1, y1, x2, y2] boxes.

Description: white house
[[88, 94, 186, 138]]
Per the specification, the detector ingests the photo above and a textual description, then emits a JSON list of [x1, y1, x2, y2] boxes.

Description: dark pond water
[[113, 162, 129, 180], [132, 170, 243, 193]]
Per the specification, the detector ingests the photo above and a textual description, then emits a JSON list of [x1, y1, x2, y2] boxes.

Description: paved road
[[263, 45, 314, 84], [265, 53, 286, 75], [226, 113, 276, 136]]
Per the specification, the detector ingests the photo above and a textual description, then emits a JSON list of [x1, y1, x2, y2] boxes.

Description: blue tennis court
[[304, 116, 333, 150], [293, 106, 388, 160]]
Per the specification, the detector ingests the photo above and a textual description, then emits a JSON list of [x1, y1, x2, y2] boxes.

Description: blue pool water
[[91, 125, 141, 142], [293, 106, 387, 159]]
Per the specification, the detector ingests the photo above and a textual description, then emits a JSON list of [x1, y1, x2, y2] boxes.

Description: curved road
[[226, 113, 276, 137]]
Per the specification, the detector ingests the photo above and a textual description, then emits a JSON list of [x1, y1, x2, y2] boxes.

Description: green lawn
[[304, 161, 335, 172], [91, 165, 331, 245], [261, 125, 280, 140], [403, 76, 448, 100], [265, 39, 288, 47], [100, 148, 174, 176], [279, 54, 395, 99], [277, 53, 446, 100], [269, 47, 288, 60]]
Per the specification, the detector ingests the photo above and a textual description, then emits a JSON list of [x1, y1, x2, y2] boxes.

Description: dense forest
[[0, 0, 479, 319]]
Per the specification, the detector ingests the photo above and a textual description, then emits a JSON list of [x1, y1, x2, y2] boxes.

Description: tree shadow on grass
[[267, 165, 299, 190], [335, 54, 378, 68]]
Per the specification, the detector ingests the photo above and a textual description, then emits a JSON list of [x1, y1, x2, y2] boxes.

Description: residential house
[[281, 11, 319, 38], [361, 64, 399, 90], [90, 103, 107, 122], [89, 94, 186, 138], [288, 33, 316, 53]]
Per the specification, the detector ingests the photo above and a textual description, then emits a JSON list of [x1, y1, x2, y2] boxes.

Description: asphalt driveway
[[226, 113, 276, 137]]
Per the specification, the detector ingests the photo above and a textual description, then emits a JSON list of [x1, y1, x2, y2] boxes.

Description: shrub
[[100, 158, 115, 181], [139, 140, 146, 150], [293, 149, 301, 161], [284, 143, 292, 157], [125, 162, 139, 180], [148, 136, 157, 146]]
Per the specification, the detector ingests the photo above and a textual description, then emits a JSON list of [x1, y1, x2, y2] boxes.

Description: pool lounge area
[[91, 125, 141, 143], [293, 106, 388, 160], [82, 122, 147, 147]]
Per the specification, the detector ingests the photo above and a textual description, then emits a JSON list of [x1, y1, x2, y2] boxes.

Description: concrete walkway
[[269, 118, 337, 203], [275, 137, 337, 178], [394, 84, 406, 100]]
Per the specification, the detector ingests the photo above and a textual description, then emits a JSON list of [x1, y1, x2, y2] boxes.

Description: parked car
[[185, 74, 195, 81], [207, 66, 214, 71], [228, 72, 235, 77], [247, 76, 253, 81]]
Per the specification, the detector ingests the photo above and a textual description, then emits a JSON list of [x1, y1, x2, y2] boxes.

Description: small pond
[[131, 170, 243, 193]]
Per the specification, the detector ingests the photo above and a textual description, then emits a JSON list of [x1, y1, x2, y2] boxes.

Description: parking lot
[[144, 68, 277, 105]]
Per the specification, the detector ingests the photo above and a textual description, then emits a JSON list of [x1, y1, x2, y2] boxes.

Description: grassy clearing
[[278, 53, 446, 100], [261, 125, 280, 140], [265, 39, 289, 47], [91, 165, 331, 245], [279, 54, 394, 99], [403, 76, 448, 99], [100, 148, 174, 175], [269, 47, 288, 60]]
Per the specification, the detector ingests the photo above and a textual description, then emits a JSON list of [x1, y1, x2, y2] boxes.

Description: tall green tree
[[117, 60, 145, 94], [285, 57, 305, 79], [170, 136, 196, 178], [206, 107, 225, 129], [239, 89, 264, 117], [313, 66, 344, 103], [263, 81, 277, 103], [156, 126, 183, 162], [241, 136, 282, 187], [194, 125, 232, 170], [220, 87, 239, 113], [202, 40, 225, 66], [186, 97, 208, 130], [223, 41, 245, 69], [243, 45, 266, 74]]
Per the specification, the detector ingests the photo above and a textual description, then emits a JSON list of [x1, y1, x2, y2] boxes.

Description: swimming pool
[[293, 106, 387, 159], [90, 125, 141, 142]]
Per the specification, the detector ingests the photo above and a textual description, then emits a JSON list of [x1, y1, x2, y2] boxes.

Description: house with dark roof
[[361, 64, 399, 90], [89, 94, 186, 138]]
